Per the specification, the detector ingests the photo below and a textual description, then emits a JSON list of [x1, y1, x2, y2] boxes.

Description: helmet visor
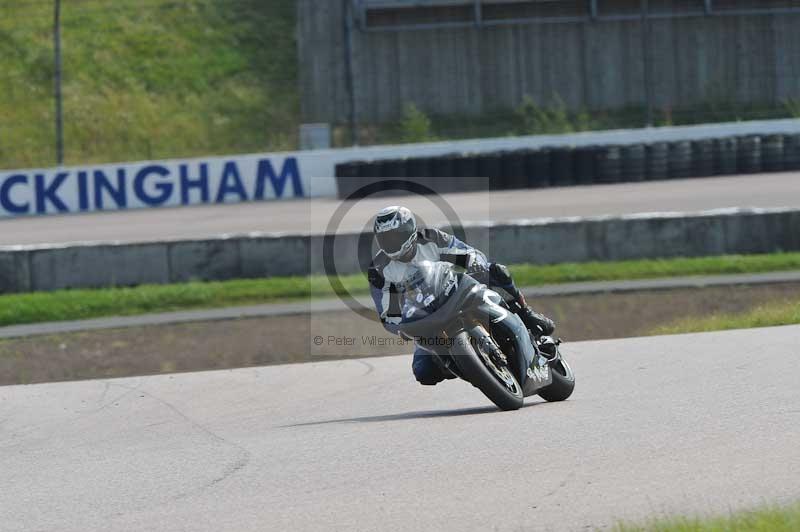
[[376, 218, 415, 255]]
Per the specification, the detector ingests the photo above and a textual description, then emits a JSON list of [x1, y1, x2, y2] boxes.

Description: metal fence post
[[343, 0, 359, 146], [640, 0, 654, 127], [53, 0, 64, 164]]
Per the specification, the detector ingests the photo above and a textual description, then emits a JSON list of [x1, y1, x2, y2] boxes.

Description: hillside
[[0, 0, 298, 170]]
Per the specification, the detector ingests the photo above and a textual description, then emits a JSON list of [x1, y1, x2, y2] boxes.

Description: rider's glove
[[466, 252, 489, 274]]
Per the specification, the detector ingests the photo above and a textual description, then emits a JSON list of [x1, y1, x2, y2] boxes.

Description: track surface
[[2, 326, 799, 531], [2, 172, 799, 245]]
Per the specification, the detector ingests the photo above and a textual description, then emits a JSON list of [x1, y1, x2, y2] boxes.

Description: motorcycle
[[395, 261, 575, 411]]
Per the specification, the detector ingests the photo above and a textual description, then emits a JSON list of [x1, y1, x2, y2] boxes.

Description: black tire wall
[[334, 132, 800, 198]]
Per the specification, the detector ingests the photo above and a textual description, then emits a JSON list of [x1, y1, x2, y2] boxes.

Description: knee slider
[[413, 362, 443, 386], [415, 376, 441, 386]]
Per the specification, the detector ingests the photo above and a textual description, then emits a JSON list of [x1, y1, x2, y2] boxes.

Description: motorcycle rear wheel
[[451, 331, 524, 411]]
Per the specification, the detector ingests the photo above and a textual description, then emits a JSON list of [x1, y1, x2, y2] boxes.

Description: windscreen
[[400, 261, 459, 323]]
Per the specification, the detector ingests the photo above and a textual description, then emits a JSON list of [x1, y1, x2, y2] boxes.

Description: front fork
[[537, 335, 562, 360]]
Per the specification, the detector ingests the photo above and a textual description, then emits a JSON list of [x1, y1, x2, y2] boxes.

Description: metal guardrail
[[356, 0, 800, 32]]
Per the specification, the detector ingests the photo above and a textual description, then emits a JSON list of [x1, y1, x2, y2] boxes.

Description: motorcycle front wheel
[[538, 354, 575, 402], [451, 331, 523, 411]]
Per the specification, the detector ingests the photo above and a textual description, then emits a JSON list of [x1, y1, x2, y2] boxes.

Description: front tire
[[451, 331, 523, 411], [538, 355, 575, 402]]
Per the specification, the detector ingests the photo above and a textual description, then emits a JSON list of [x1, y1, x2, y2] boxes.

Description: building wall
[[297, 1, 800, 124]]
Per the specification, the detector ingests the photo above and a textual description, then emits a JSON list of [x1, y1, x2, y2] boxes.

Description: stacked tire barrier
[[714, 137, 738, 175], [787, 134, 800, 170], [668, 141, 692, 178], [737, 136, 762, 174], [597, 145, 621, 183], [335, 132, 800, 198], [691, 139, 715, 177], [621, 144, 646, 182], [646, 142, 669, 180]]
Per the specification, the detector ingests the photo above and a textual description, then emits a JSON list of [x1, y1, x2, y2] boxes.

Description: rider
[[367, 205, 555, 386]]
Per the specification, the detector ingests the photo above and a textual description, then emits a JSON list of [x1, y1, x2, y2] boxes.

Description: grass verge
[[614, 502, 800, 531], [0, 0, 297, 169], [2, 0, 798, 170], [506, 253, 800, 286], [1, 252, 800, 328]]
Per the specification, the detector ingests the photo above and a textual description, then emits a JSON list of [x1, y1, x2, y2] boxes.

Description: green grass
[[0, 0, 297, 170], [0, 274, 366, 328], [614, 502, 800, 531], [356, 99, 800, 147], [507, 253, 800, 286], [3, 0, 799, 169], [652, 298, 800, 335], [2, 252, 800, 328]]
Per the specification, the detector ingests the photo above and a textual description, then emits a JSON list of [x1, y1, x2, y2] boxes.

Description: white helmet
[[374, 206, 418, 260]]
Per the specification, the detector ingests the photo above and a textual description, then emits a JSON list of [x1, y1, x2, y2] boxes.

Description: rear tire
[[538, 356, 575, 402], [452, 331, 523, 411]]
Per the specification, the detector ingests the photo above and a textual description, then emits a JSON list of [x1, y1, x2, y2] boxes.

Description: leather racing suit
[[367, 228, 554, 385]]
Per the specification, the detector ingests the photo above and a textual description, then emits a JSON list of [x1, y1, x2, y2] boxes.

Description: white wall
[[0, 152, 339, 218], [2, 118, 799, 218]]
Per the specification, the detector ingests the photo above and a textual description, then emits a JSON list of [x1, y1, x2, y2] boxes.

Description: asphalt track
[[2, 326, 799, 531], [2, 172, 800, 245]]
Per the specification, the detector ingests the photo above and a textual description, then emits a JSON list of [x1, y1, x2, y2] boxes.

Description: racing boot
[[488, 263, 555, 337], [504, 293, 555, 337], [517, 299, 555, 337]]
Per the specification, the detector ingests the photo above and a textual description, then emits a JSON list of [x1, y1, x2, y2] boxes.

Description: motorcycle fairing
[[470, 287, 552, 397]]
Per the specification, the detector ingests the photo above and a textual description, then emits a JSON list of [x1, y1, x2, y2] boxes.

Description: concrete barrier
[[240, 234, 312, 278], [168, 239, 241, 283], [0, 207, 798, 293], [0, 250, 31, 293], [30, 243, 170, 291]]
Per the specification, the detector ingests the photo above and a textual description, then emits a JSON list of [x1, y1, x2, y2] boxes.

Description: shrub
[[515, 95, 574, 135], [399, 103, 437, 143]]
